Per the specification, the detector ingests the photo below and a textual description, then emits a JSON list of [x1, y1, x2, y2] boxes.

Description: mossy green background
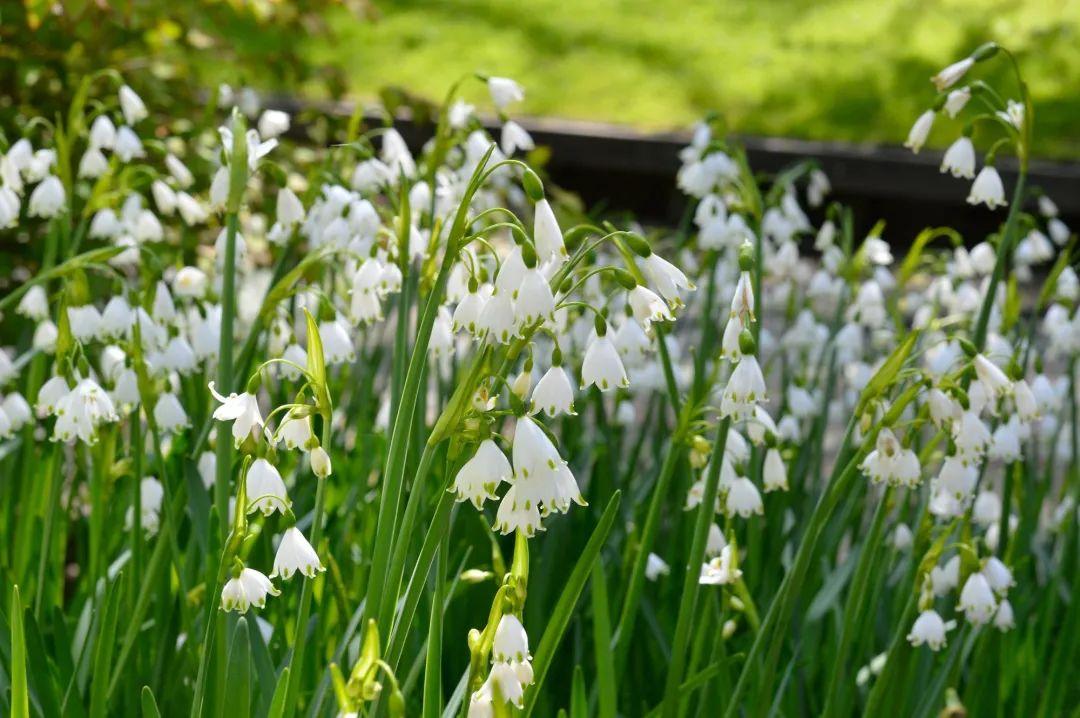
[[282, 0, 1079, 158]]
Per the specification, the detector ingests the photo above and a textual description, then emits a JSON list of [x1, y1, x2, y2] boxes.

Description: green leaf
[[422, 544, 446, 718], [267, 667, 290, 718], [896, 227, 961, 286], [22, 611, 63, 718], [246, 613, 277, 714], [806, 551, 857, 622], [223, 617, 252, 717], [303, 308, 330, 417], [1037, 238, 1074, 310], [141, 686, 162, 718], [89, 578, 123, 718], [590, 560, 616, 718], [524, 491, 622, 717], [10, 586, 29, 718], [569, 665, 587, 718], [856, 330, 919, 413]]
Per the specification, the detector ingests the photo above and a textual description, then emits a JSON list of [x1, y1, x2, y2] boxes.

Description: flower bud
[[612, 267, 637, 290], [971, 42, 999, 62], [738, 240, 755, 272], [311, 446, 332, 478], [738, 328, 757, 357], [522, 168, 545, 202], [623, 232, 652, 257]]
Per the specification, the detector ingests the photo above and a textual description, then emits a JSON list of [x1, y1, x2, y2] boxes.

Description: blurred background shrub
[[1, 0, 1078, 158]]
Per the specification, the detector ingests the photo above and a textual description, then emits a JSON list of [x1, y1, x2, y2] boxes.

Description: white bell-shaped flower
[[173, 266, 208, 298], [763, 448, 788, 492], [613, 318, 651, 366], [940, 137, 976, 179], [932, 57, 974, 91], [937, 455, 978, 499], [493, 614, 531, 664], [720, 314, 745, 361], [52, 378, 118, 444], [271, 526, 324, 579], [861, 428, 921, 487], [488, 76, 525, 111], [530, 365, 576, 417], [952, 411, 992, 460], [645, 553, 671, 581], [114, 126, 145, 162], [930, 556, 961, 596], [494, 485, 542, 537], [209, 382, 263, 447], [477, 292, 516, 344], [957, 572, 997, 625], [153, 393, 189, 433], [514, 268, 555, 326], [1012, 379, 1039, 422], [16, 285, 49, 321], [719, 355, 766, 420], [641, 253, 694, 307], [972, 491, 1002, 526], [310, 447, 332, 479], [993, 599, 1015, 631], [967, 166, 1007, 209], [724, 476, 763, 518], [450, 439, 512, 509], [981, 557, 1014, 594], [2, 393, 31, 431], [501, 120, 534, 155], [119, 85, 148, 125], [581, 330, 628, 392], [903, 110, 935, 153], [699, 545, 742, 585], [278, 412, 314, 451], [974, 354, 1012, 398], [257, 109, 291, 139], [319, 318, 356, 364], [28, 175, 65, 218], [706, 523, 727, 557], [628, 285, 672, 329], [89, 114, 117, 149], [907, 610, 950, 651], [78, 148, 108, 179], [177, 193, 208, 225], [220, 567, 280, 613], [246, 458, 290, 516], [37, 376, 70, 418], [989, 417, 1021, 462]]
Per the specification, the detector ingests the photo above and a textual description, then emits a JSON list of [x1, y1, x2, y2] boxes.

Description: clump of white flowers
[[0, 44, 1075, 718]]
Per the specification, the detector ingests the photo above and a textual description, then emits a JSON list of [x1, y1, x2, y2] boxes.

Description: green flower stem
[[660, 415, 731, 718], [389, 182, 414, 428], [421, 540, 447, 718], [130, 414, 143, 608], [727, 383, 920, 716], [378, 439, 439, 630], [385, 489, 456, 668], [972, 171, 1026, 350], [363, 145, 495, 657], [87, 425, 116, 592], [723, 419, 860, 718], [214, 210, 240, 540], [282, 416, 333, 716], [611, 436, 682, 673], [820, 485, 894, 718], [32, 445, 64, 617]]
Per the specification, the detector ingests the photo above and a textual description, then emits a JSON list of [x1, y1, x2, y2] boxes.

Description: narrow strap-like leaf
[[524, 491, 622, 717], [10, 586, 29, 718]]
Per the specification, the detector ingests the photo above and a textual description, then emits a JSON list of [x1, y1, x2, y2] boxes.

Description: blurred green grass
[[277, 0, 1080, 158]]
